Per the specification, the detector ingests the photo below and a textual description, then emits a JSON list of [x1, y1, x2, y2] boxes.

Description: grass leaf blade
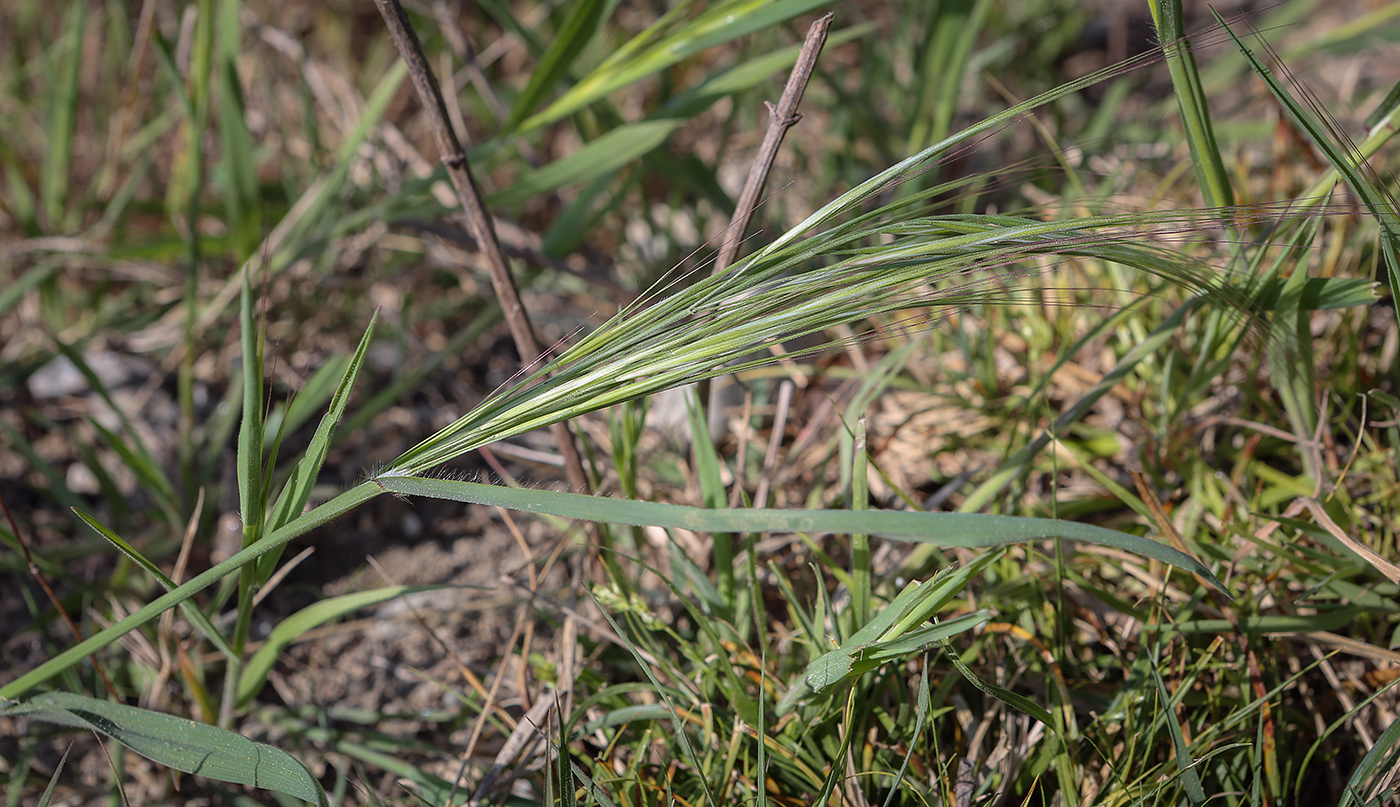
[[1, 692, 327, 806]]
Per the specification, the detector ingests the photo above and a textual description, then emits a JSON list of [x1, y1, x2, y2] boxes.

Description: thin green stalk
[[223, 268, 266, 728], [178, 0, 215, 511], [1151, 0, 1234, 212], [850, 418, 870, 627]]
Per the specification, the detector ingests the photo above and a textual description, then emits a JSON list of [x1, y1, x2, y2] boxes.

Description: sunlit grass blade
[[1152, 0, 1234, 212], [373, 475, 1226, 590], [1215, 10, 1400, 333], [260, 312, 378, 580], [71, 509, 235, 662], [516, 0, 832, 133], [0, 692, 328, 806], [236, 584, 454, 707], [503, 0, 607, 133]]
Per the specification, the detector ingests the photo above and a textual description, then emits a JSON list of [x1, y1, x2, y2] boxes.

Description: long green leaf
[[237, 268, 264, 541], [373, 475, 1226, 591], [261, 312, 378, 580], [504, 0, 609, 132], [217, 0, 260, 258], [1, 692, 327, 806], [1151, 662, 1206, 805], [517, 0, 833, 133], [237, 584, 453, 706], [1153, 0, 1234, 211], [492, 26, 867, 204], [941, 637, 1053, 726]]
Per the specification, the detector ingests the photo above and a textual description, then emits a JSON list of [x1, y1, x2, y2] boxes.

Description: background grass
[[2, 0, 1399, 804]]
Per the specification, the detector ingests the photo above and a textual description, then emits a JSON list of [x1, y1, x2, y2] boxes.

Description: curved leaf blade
[[374, 475, 1226, 591], [237, 584, 455, 706], [2, 692, 327, 806]]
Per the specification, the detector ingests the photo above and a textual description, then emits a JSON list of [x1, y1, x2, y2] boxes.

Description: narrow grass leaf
[[517, 0, 832, 133], [237, 584, 454, 706], [1216, 11, 1400, 333], [0, 266, 56, 316], [237, 268, 264, 541], [908, 0, 990, 153], [493, 27, 866, 204], [504, 0, 608, 133], [263, 351, 350, 451], [217, 0, 260, 259], [376, 475, 1224, 588], [1150, 663, 1207, 805], [262, 313, 378, 580], [1152, 0, 1234, 211], [1154, 610, 1362, 635], [686, 388, 733, 613], [36, 742, 69, 807], [1362, 78, 1400, 132], [1253, 276, 1379, 310], [940, 637, 1053, 726], [850, 419, 871, 626], [806, 610, 989, 697], [41, 0, 84, 229], [71, 509, 236, 661], [1267, 222, 1321, 468], [880, 658, 931, 807], [85, 417, 178, 514], [1, 692, 327, 806], [249, 59, 407, 291]]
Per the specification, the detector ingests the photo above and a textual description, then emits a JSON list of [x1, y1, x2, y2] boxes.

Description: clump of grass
[[2, 0, 1398, 805]]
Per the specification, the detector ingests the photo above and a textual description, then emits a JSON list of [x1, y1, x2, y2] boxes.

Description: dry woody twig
[[372, 0, 590, 495]]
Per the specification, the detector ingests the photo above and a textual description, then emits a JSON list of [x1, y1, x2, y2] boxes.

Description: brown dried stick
[[702, 13, 833, 427], [372, 0, 589, 494], [712, 12, 834, 276]]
